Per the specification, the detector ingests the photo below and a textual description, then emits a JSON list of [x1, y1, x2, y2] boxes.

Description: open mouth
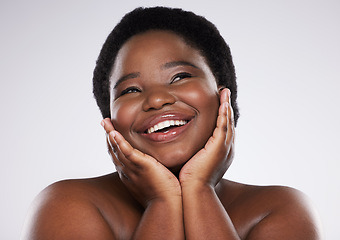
[[137, 112, 194, 142], [139, 118, 192, 142], [145, 120, 188, 134]]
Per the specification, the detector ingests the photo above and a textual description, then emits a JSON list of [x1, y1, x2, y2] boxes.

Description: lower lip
[[140, 121, 191, 142]]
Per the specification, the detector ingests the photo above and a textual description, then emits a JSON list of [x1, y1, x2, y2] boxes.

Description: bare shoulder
[[21, 173, 141, 240], [217, 179, 323, 239]]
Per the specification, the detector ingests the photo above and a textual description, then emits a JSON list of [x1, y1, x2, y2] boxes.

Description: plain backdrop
[[1, 0, 339, 239]]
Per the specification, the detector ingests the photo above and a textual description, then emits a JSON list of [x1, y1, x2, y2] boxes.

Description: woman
[[22, 7, 322, 239]]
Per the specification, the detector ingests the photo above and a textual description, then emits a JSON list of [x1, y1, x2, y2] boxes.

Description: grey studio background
[[1, 0, 339, 239]]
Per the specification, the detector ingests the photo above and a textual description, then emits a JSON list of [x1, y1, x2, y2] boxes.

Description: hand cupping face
[[108, 30, 225, 173]]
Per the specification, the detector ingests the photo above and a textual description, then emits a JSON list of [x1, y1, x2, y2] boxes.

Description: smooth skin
[[21, 31, 322, 240]]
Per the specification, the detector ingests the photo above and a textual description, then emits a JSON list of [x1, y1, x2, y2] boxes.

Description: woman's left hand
[[179, 88, 235, 188]]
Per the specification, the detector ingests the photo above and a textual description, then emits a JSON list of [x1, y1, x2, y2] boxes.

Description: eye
[[170, 72, 192, 84], [120, 86, 141, 96]]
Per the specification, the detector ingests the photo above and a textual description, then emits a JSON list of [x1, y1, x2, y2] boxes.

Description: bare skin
[[22, 31, 322, 240]]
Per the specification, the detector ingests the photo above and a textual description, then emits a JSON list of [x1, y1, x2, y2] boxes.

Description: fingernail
[[101, 120, 105, 127], [226, 89, 231, 98], [110, 131, 116, 138]]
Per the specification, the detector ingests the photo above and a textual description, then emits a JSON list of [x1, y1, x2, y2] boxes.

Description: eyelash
[[119, 72, 192, 96], [171, 72, 192, 84], [120, 86, 141, 96]]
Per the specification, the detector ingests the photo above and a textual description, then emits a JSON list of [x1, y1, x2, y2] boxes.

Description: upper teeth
[[147, 120, 187, 134]]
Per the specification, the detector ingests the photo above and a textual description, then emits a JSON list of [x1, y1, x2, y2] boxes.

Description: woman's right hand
[[101, 118, 182, 207]]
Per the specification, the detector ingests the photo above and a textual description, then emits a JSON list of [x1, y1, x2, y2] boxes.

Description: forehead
[[120, 30, 194, 56], [111, 30, 209, 76]]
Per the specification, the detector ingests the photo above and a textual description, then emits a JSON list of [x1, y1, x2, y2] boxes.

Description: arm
[[132, 196, 183, 239], [103, 120, 185, 240], [179, 89, 322, 239], [182, 183, 239, 239], [180, 88, 240, 240], [181, 185, 322, 240]]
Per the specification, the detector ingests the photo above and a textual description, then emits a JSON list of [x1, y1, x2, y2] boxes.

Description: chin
[[154, 149, 195, 174], [163, 159, 188, 177]]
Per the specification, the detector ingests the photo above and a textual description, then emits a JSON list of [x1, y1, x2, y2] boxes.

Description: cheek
[[180, 81, 219, 116], [196, 90, 219, 135], [110, 100, 138, 134], [178, 81, 220, 137]]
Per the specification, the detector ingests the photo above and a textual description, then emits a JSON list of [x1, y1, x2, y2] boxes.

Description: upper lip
[[136, 111, 195, 134]]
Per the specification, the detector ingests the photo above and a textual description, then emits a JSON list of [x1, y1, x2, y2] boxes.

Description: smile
[[146, 120, 188, 134], [137, 112, 194, 142]]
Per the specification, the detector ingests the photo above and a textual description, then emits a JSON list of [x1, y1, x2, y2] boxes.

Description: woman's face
[[109, 30, 220, 173]]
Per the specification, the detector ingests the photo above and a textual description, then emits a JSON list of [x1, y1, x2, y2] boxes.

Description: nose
[[142, 87, 176, 111]]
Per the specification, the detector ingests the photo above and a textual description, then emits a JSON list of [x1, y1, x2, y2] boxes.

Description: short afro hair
[[93, 6, 239, 125]]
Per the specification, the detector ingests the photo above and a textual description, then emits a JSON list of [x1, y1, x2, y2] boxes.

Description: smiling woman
[[109, 30, 220, 171], [21, 6, 322, 240]]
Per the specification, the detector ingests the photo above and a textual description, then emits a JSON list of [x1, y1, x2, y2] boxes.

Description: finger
[[110, 130, 156, 168], [226, 91, 235, 146], [106, 137, 129, 181], [105, 131, 134, 182], [100, 119, 134, 181], [100, 119, 128, 169], [101, 118, 115, 134], [201, 104, 228, 153], [216, 102, 228, 130], [213, 91, 229, 137], [106, 133, 119, 159], [219, 88, 230, 104], [101, 118, 119, 155], [207, 89, 234, 151], [106, 132, 126, 172], [101, 119, 128, 165], [215, 88, 231, 131]]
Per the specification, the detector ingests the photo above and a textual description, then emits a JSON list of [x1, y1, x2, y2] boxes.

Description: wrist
[[146, 194, 182, 209], [181, 180, 215, 195]]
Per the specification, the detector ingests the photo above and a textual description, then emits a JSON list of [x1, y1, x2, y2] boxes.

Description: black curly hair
[[93, 6, 239, 125]]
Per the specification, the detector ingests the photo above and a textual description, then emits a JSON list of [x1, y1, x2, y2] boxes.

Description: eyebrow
[[113, 72, 140, 89], [161, 61, 200, 70]]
